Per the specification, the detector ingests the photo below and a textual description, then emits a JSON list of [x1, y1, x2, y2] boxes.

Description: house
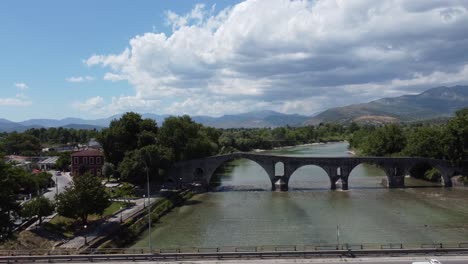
[[38, 156, 59, 170], [71, 149, 104, 176]]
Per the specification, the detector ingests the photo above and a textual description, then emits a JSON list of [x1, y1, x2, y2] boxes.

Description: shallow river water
[[132, 142, 468, 248]]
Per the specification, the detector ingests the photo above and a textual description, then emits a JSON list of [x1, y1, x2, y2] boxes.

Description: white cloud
[[72, 96, 105, 112], [83, 0, 468, 116], [66, 76, 94, 83], [103, 72, 125, 82], [0, 97, 31, 106], [14, 83, 28, 90]]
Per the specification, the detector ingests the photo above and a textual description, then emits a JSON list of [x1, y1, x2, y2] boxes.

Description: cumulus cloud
[[72, 95, 161, 116], [0, 97, 31, 106], [66, 76, 94, 83], [82, 0, 468, 116], [14, 83, 28, 90]]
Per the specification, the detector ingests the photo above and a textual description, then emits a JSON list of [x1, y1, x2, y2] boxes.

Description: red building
[[71, 149, 104, 176]]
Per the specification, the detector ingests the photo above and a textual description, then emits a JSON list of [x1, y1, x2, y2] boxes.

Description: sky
[[1, 0, 468, 121]]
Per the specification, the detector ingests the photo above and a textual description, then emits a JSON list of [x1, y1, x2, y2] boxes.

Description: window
[[96, 157, 102, 164], [90, 157, 94, 164], [83, 157, 88, 164], [74, 157, 79, 164], [97, 169, 101, 175]]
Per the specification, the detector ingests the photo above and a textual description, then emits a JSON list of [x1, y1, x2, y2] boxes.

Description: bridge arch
[[287, 164, 332, 190], [407, 161, 453, 187], [206, 155, 275, 191], [347, 162, 389, 189]]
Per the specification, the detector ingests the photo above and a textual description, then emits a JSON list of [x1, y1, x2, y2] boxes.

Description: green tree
[[158, 115, 218, 161], [56, 152, 71, 171], [102, 162, 115, 182], [98, 112, 158, 165], [361, 124, 406, 156], [56, 173, 110, 225], [1, 132, 41, 156], [0, 161, 21, 238], [114, 182, 135, 203], [443, 108, 468, 164], [402, 126, 444, 158], [118, 144, 173, 184], [22, 197, 54, 225]]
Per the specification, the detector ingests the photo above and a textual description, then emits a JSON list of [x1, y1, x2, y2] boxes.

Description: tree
[[402, 126, 444, 159], [98, 112, 158, 165], [361, 124, 406, 156], [1, 132, 41, 155], [114, 182, 135, 203], [0, 161, 21, 238], [102, 162, 115, 181], [158, 115, 218, 161], [443, 108, 468, 165], [22, 197, 54, 225], [118, 144, 173, 184], [56, 173, 110, 225], [56, 152, 71, 171]]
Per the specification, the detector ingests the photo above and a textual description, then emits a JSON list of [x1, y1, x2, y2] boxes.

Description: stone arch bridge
[[167, 153, 463, 191]]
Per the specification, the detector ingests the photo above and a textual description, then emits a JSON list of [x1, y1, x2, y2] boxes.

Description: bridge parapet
[[166, 153, 461, 191]]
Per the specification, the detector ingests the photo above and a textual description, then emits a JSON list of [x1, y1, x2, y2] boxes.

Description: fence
[[1, 242, 468, 256]]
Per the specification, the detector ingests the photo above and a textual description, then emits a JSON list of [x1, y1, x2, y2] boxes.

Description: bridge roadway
[[48, 256, 468, 264], [3, 250, 468, 263], [167, 153, 464, 191]]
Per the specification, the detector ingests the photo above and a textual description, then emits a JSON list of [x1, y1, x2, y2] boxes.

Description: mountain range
[[306, 85, 468, 125], [0, 85, 467, 132]]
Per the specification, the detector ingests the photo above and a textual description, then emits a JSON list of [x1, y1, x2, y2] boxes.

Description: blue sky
[[1, 0, 468, 121]]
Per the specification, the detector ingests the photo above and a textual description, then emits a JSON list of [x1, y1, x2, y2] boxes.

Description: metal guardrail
[[1, 247, 468, 263], [1, 242, 468, 257]]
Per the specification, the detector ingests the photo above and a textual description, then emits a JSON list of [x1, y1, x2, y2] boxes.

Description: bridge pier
[[273, 177, 288, 191], [385, 167, 406, 188]]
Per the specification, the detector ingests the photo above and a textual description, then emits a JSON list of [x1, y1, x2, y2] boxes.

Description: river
[[132, 142, 468, 248]]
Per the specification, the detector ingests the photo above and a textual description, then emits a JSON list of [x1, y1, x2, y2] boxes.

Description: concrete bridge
[[167, 153, 463, 191]]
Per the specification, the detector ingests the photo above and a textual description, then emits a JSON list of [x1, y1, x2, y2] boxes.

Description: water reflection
[[131, 142, 468, 249]]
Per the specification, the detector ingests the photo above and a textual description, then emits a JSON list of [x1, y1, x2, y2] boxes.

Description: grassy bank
[[97, 189, 194, 249]]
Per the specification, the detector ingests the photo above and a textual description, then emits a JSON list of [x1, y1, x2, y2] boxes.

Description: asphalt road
[[51, 255, 468, 264], [43, 171, 72, 201]]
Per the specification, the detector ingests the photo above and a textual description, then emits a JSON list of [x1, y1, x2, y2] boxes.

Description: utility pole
[[144, 156, 152, 254], [336, 225, 340, 249]]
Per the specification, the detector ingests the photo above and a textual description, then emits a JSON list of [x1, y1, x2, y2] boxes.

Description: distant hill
[[306, 85, 468, 125], [192, 110, 309, 128], [2, 86, 467, 132], [0, 111, 309, 132]]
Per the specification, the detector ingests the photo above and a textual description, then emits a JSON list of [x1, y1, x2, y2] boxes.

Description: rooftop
[[71, 149, 103, 157]]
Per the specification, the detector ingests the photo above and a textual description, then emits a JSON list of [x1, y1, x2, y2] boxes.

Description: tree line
[[0, 161, 53, 238], [348, 109, 468, 181], [0, 127, 98, 156]]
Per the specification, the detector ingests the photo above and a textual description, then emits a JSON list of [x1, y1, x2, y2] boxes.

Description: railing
[[1, 242, 468, 256]]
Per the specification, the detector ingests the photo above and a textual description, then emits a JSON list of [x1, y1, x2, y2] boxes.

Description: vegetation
[[24, 127, 98, 145], [55, 152, 71, 171], [56, 173, 110, 225], [21, 197, 54, 225], [349, 108, 468, 181], [98, 190, 194, 249], [0, 161, 53, 238], [45, 201, 128, 238]]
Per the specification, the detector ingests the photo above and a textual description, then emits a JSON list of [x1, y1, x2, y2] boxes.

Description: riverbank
[[96, 189, 195, 249], [253, 140, 348, 153], [126, 142, 468, 249]]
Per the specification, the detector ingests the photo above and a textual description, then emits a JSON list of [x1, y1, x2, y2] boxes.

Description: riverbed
[[131, 142, 468, 248]]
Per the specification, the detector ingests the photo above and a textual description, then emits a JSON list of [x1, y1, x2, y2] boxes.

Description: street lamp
[[336, 225, 340, 249], [84, 225, 88, 245], [143, 195, 146, 208], [145, 164, 152, 254]]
